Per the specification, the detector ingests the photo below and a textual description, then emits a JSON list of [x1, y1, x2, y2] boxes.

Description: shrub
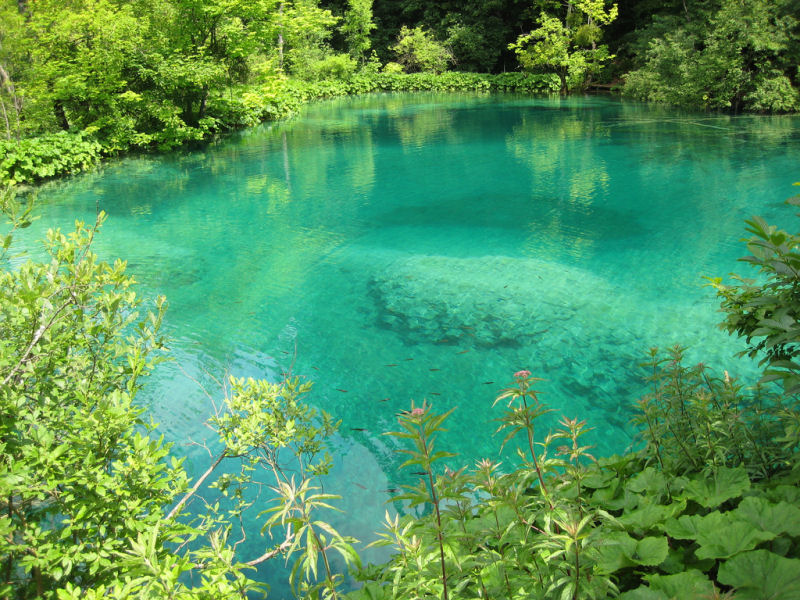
[[349, 360, 800, 600], [0, 132, 102, 185], [392, 26, 454, 74]]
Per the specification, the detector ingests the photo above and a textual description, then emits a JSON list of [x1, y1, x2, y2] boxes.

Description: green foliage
[[350, 361, 800, 600], [709, 187, 800, 394], [0, 211, 180, 599], [444, 23, 501, 73], [0, 201, 358, 599], [391, 26, 454, 74], [510, 1, 618, 93], [622, 0, 800, 112], [341, 0, 376, 63], [634, 345, 791, 479], [0, 132, 102, 185], [282, 0, 342, 79]]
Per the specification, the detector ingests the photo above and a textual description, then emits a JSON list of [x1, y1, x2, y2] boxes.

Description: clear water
[[13, 93, 800, 593]]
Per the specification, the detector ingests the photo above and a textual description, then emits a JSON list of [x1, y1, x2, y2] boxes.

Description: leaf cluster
[[350, 361, 800, 600]]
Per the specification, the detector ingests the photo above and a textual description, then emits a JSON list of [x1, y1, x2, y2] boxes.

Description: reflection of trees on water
[[506, 108, 613, 263]]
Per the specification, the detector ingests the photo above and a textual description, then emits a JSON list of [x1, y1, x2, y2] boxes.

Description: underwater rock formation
[[370, 254, 619, 348]]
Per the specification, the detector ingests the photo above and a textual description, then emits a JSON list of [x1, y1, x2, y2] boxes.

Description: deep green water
[[17, 93, 800, 593]]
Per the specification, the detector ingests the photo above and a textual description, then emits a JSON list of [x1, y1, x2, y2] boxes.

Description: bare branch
[[167, 450, 227, 521]]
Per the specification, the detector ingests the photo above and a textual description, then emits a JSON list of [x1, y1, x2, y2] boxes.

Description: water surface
[[16, 93, 800, 591]]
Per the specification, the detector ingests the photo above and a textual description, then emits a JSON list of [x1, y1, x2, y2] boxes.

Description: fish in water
[[385, 363, 398, 367], [353, 482, 367, 490], [457, 349, 470, 354], [430, 392, 441, 396], [430, 368, 440, 371], [483, 381, 494, 385], [403, 357, 414, 361], [379, 397, 390, 402], [350, 427, 367, 432], [335, 388, 348, 393]]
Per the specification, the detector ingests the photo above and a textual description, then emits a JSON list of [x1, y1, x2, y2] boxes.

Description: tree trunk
[[198, 88, 208, 121], [278, 2, 285, 72], [53, 99, 69, 131]]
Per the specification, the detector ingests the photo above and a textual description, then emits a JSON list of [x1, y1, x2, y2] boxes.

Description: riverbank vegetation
[[2, 181, 800, 598], [1, 0, 799, 185]]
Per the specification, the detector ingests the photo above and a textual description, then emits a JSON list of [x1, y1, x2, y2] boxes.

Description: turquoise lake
[[16, 93, 800, 593]]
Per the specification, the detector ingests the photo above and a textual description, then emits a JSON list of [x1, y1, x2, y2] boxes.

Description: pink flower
[[514, 370, 531, 378], [410, 407, 425, 417]]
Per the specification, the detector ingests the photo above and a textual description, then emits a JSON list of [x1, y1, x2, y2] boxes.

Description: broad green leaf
[[681, 467, 750, 508], [664, 511, 727, 541], [618, 499, 685, 533], [665, 509, 775, 559], [644, 570, 715, 599], [617, 587, 669, 600], [732, 496, 800, 537], [694, 520, 775, 560], [718, 550, 800, 600], [626, 467, 667, 494], [595, 532, 668, 573]]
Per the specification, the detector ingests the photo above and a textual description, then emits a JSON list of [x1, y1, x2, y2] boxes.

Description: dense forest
[[3, 0, 800, 598], [1, 0, 799, 183]]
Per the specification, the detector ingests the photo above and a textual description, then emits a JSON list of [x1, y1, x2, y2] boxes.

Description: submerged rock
[[370, 254, 619, 348]]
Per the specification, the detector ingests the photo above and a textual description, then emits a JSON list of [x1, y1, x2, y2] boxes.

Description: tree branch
[[166, 450, 227, 521]]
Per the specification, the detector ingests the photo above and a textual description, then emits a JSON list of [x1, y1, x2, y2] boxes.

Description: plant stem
[[167, 450, 226, 520], [310, 526, 338, 600], [418, 422, 449, 600], [521, 395, 552, 509]]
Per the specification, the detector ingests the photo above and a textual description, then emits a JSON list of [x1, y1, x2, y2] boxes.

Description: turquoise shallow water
[[13, 93, 800, 593]]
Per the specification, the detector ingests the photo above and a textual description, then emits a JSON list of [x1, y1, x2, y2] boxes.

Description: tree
[[510, 0, 618, 93], [392, 26, 453, 73], [0, 197, 358, 599], [622, 0, 800, 112], [280, 0, 341, 78], [341, 0, 376, 63], [0, 1, 25, 140]]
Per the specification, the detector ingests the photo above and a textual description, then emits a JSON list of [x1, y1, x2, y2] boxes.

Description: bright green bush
[[347, 352, 799, 600], [391, 26, 454, 74], [0, 203, 358, 599], [1, 72, 560, 186], [0, 132, 102, 185]]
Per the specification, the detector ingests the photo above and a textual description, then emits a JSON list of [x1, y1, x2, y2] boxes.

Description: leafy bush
[[622, 0, 799, 113], [0, 206, 358, 599], [392, 26, 454, 74], [745, 73, 800, 114], [348, 359, 800, 600], [710, 187, 800, 394], [306, 54, 360, 81], [382, 61, 405, 74], [1, 72, 560, 186], [0, 132, 102, 185]]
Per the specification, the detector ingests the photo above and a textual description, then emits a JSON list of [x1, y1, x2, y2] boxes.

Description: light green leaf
[[595, 532, 668, 573], [718, 550, 800, 600], [644, 570, 715, 599], [681, 467, 750, 508], [732, 496, 800, 537]]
